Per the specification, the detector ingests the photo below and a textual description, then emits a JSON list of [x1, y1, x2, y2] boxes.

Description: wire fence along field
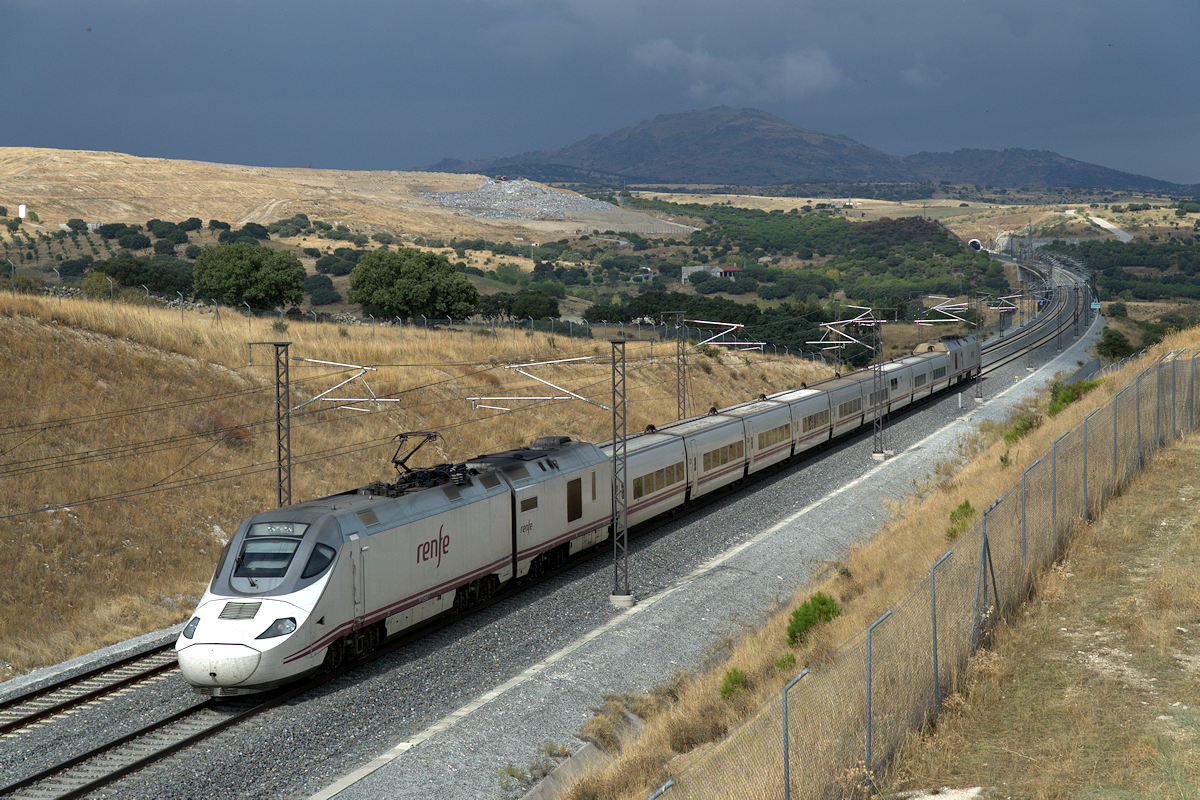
[[652, 348, 1198, 800]]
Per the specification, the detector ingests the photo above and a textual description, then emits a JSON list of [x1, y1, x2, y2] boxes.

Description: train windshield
[[234, 523, 309, 579]]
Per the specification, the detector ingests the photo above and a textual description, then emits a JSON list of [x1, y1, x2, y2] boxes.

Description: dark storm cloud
[[1, 0, 1195, 182]]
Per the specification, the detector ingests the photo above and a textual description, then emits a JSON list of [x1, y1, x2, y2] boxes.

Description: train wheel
[[323, 641, 344, 672]]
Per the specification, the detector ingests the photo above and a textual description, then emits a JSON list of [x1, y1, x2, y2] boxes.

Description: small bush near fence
[[785, 592, 841, 647], [720, 668, 748, 701]]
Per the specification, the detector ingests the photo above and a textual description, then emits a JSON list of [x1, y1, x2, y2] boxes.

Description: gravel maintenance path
[[0, 317, 1102, 800]]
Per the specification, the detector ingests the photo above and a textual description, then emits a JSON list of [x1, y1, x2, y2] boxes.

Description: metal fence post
[[1113, 390, 1120, 488], [1172, 353, 1178, 437], [866, 610, 892, 772], [1185, 352, 1195, 431], [1083, 411, 1092, 519], [972, 501, 1000, 643], [1021, 461, 1036, 568], [1051, 437, 1058, 539], [930, 551, 952, 710], [1156, 361, 1161, 448], [782, 668, 809, 800], [1136, 372, 1143, 468]]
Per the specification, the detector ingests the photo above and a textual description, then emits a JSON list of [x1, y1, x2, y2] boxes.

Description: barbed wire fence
[[651, 347, 1196, 800]]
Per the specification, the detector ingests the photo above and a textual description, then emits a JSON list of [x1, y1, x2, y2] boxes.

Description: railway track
[[0, 696, 254, 800], [980, 260, 1090, 375], [0, 645, 178, 737]]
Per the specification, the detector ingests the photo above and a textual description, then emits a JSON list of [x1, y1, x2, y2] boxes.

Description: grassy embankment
[[0, 293, 828, 679], [561, 328, 1200, 800], [885, 431, 1200, 798]]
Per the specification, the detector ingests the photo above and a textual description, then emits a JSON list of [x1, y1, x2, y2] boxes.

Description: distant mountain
[[428, 107, 1189, 193]]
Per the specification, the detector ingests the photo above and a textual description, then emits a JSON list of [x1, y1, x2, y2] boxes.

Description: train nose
[[176, 643, 262, 687]]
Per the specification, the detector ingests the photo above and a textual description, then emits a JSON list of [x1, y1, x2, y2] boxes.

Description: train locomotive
[[176, 335, 979, 695]]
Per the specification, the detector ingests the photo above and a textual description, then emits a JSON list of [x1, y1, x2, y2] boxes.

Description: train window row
[[520, 496, 538, 512], [703, 441, 744, 471], [837, 397, 862, 419], [913, 373, 927, 388], [632, 461, 685, 500], [801, 409, 830, 433], [757, 423, 791, 450], [868, 388, 889, 407], [932, 366, 947, 380]]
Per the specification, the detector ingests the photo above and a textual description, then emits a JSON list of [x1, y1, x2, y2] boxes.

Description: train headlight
[[182, 617, 200, 639], [256, 617, 297, 640]]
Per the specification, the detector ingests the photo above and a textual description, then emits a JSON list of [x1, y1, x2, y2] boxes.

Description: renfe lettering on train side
[[417, 525, 450, 568]]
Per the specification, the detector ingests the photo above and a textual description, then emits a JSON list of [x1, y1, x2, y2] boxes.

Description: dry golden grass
[[0, 146, 661, 242], [562, 326, 1200, 800], [886, 434, 1200, 799], [0, 292, 829, 678], [633, 191, 985, 223]]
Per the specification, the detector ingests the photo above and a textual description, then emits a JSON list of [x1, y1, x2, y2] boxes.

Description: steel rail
[[0, 643, 177, 733]]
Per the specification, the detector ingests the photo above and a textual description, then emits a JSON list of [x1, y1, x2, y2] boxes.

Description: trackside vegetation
[[785, 592, 842, 646]]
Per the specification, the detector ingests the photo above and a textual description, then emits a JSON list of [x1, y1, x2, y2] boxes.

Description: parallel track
[[0, 645, 178, 737], [980, 261, 1089, 375], [0, 695, 265, 800]]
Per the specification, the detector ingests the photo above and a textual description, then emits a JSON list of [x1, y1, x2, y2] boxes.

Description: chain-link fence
[[654, 348, 1199, 799]]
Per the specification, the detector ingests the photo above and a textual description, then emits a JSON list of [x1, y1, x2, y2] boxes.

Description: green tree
[[66, 218, 88, 232], [118, 232, 151, 250], [348, 248, 478, 318], [510, 289, 559, 318], [193, 243, 304, 309], [1096, 328, 1135, 359]]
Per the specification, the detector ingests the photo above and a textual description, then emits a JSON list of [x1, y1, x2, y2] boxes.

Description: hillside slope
[[0, 148, 667, 239], [0, 293, 829, 677]]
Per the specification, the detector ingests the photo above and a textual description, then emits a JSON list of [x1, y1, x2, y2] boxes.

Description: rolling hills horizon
[[428, 107, 1196, 192]]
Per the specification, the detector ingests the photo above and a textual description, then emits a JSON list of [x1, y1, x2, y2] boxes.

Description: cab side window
[[301, 543, 337, 579]]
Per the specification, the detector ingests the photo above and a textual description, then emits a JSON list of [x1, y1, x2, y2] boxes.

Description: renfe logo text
[[417, 525, 450, 568]]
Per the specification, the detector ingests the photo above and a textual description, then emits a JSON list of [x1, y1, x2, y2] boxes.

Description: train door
[[352, 540, 367, 627]]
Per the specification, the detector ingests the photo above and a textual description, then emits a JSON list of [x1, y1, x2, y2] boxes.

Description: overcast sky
[[3, 1, 1197, 183]]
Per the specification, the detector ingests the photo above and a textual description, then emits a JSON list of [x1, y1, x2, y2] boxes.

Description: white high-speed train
[[176, 336, 979, 695]]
